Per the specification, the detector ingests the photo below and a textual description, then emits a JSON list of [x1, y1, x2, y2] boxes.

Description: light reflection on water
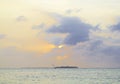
[[0, 69, 120, 84]]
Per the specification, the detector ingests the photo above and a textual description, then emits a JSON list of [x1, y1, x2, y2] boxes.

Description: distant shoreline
[[0, 67, 120, 69], [54, 66, 78, 69]]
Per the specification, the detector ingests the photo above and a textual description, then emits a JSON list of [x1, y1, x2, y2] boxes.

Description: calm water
[[0, 68, 120, 84]]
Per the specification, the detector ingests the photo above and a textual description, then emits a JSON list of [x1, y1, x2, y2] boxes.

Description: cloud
[[94, 44, 120, 67], [76, 9, 81, 13], [73, 40, 120, 68], [86, 40, 120, 58], [16, 16, 27, 22], [110, 22, 120, 31], [66, 9, 72, 14], [102, 45, 120, 57], [47, 16, 93, 45], [0, 34, 6, 39], [66, 9, 81, 14], [32, 23, 45, 30], [46, 36, 64, 45]]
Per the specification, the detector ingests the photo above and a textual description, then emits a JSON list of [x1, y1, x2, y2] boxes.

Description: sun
[[58, 45, 64, 48]]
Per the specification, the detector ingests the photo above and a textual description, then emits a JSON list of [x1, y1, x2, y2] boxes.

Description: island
[[54, 66, 78, 69]]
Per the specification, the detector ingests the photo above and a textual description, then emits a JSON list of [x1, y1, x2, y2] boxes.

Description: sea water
[[0, 68, 120, 84]]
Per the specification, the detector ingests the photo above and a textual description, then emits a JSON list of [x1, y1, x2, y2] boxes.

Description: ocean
[[0, 68, 120, 84]]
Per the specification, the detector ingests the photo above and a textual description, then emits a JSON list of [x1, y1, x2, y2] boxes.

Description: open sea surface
[[0, 68, 120, 84]]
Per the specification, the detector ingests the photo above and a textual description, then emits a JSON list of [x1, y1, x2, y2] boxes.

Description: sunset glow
[[0, 0, 120, 68]]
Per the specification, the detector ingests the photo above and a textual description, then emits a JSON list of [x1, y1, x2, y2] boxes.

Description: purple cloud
[[110, 22, 120, 31], [47, 16, 93, 45]]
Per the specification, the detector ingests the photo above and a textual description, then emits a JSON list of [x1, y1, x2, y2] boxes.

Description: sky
[[0, 0, 120, 68]]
